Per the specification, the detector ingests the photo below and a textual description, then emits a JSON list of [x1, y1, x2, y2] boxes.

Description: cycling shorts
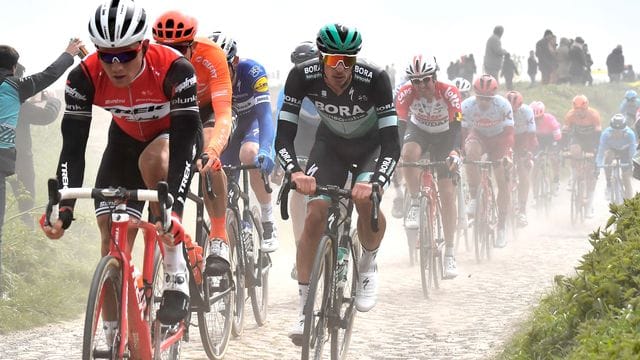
[[465, 131, 511, 161], [404, 121, 455, 179], [220, 118, 260, 166], [571, 132, 598, 153]]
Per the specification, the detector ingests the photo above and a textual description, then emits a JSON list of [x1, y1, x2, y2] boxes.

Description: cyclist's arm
[[628, 130, 637, 163], [275, 67, 304, 173], [371, 70, 400, 186], [15, 52, 74, 102], [249, 67, 275, 157], [394, 84, 411, 143], [56, 64, 94, 209], [164, 57, 201, 218], [595, 130, 608, 167], [202, 46, 233, 156]]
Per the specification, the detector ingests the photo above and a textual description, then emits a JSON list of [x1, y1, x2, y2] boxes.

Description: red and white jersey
[[395, 81, 462, 133]]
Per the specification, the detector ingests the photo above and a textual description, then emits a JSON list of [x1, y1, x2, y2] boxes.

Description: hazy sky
[[2, 0, 637, 86]]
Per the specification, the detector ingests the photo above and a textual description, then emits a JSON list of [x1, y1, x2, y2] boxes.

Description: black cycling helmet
[[291, 41, 318, 64]]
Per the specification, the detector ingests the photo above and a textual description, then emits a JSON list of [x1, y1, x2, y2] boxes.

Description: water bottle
[[242, 221, 254, 258], [336, 247, 349, 289]]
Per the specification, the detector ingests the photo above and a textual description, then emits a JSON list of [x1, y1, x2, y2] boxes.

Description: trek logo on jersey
[[253, 76, 269, 92], [60, 162, 69, 188], [65, 85, 87, 101], [284, 95, 302, 106], [314, 101, 366, 117], [178, 160, 192, 194], [105, 102, 170, 120], [175, 75, 197, 94]]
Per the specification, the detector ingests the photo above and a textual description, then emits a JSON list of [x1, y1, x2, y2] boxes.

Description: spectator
[[461, 54, 476, 83], [556, 38, 571, 84], [385, 64, 397, 88], [0, 40, 82, 297], [535, 29, 557, 84], [501, 53, 518, 90], [483, 25, 507, 81], [583, 43, 594, 86], [527, 50, 537, 87], [8, 65, 62, 229], [606, 45, 625, 82], [447, 60, 459, 81], [622, 65, 636, 82], [569, 37, 587, 85]]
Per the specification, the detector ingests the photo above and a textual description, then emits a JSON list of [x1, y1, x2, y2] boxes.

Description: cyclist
[[531, 101, 562, 193], [397, 54, 462, 278], [453, 77, 472, 101], [619, 89, 640, 131], [209, 31, 279, 252], [41, 0, 201, 329], [506, 90, 536, 227], [275, 23, 400, 342], [563, 94, 601, 218], [596, 113, 637, 200], [274, 41, 321, 279], [462, 74, 514, 248], [151, 11, 234, 276]]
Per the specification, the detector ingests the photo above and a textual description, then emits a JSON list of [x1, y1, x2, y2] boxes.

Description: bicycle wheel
[[485, 185, 498, 260], [455, 179, 470, 253], [82, 256, 122, 360], [403, 190, 418, 266], [198, 212, 234, 359], [419, 196, 437, 298], [228, 209, 246, 338], [301, 235, 333, 360], [248, 206, 269, 326], [432, 202, 443, 287], [149, 250, 182, 360], [330, 229, 360, 360], [611, 172, 624, 205]]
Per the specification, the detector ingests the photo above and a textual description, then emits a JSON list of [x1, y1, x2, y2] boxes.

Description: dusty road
[[0, 184, 610, 360]]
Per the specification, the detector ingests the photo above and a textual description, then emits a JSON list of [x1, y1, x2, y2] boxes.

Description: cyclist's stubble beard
[[323, 64, 353, 94]]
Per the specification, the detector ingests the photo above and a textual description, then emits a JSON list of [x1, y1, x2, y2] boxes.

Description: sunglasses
[[410, 76, 434, 85], [476, 95, 494, 102], [321, 53, 357, 69], [97, 42, 143, 64]]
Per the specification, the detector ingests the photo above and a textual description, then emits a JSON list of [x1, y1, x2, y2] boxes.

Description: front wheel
[[228, 209, 246, 338], [248, 206, 270, 326], [82, 256, 122, 360], [419, 196, 438, 298], [301, 235, 333, 360]]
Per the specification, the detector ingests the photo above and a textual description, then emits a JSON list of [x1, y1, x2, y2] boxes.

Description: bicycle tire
[[611, 171, 624, 205], [82, 255, 122, 360], [248, 206, 269, 326], [419, 196, 436, 298], [403, 189, 418, 266], [485, 184, 498, 260], [455, 179, 470, 253], [227, 208, 246, 338], [301, 235, 333, 360], [432, 201, 443, 288], [197, 210, 234, 359], [330, 229, 360, 360]]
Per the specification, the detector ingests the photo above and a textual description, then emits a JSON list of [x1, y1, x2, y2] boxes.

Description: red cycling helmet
[[505, 90, 523, 110], [152, 11, 198, 44], [530, 101, 546, 118], [572, 94, 589, 110], [473, 74, 498, 96]]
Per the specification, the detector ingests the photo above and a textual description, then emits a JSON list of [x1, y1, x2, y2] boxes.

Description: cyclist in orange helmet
[[153, 11, 234, 275], [563, 94, 601, 218]]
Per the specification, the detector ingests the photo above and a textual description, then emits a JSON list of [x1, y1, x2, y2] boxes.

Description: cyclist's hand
[[255, 150, 275, 174], [198, 148, 222, 173], [39, 207, 73, 240], [155, 213, 185, 246], [446, 153, 463, 172], [65, 38, 84, 57], [352, 182, 381, 202], [291, 171, 316, 195]]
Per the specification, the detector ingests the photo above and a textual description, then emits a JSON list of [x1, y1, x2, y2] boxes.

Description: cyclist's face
[[476, 95, 493, 110], [411, 76, 436, 96], [98, 42, 145, 88], [323, 62, 353, 90]]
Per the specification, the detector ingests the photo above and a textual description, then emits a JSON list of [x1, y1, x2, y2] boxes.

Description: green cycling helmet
[[316, 23, 362, 55]]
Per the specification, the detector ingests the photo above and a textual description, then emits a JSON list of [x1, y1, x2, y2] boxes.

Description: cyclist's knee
[[239, 142, 258, 164], [464, 141, 482, 160], [401, 142, 421, 161]]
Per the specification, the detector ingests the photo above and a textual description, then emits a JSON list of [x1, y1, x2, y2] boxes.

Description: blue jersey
[[232, 59, 274, 155], [596, 126, 637, 167]]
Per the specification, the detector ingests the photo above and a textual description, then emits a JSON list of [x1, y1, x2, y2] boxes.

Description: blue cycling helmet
[[625, 90, 637, 100], [610, 113, 627, 130]]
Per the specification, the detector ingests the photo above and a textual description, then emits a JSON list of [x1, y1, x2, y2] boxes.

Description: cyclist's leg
[[464, 131, 484, 213], [401, 124, 425, 229], [516, 151, 532, 223], [620, 150, 634, 199], [487, 136, 510, 246], [603, 150, 614, 199]]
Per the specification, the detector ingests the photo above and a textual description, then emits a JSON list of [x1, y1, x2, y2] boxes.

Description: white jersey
[[461, 95, 514, 137], [513, 104, 536, 135]]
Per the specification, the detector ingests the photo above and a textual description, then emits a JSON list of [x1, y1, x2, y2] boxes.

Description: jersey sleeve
[[275, 66, 306, 172], [371, 70, 400, 186], [595, 130, 608, 167], [442, 84, 463, 122], [199, 45, 233, 156], [372, 70, 397, 130], [248, 63, 275, 155], [394, 84, 412, 122], [16, 52, 74, 103]]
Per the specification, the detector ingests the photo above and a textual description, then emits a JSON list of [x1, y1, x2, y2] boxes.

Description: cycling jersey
[[395, 81, 462, 134], [58, 43, 201, 217], [535, 113, 562, 150], [276, 58, 399, 186], [224, 58, 274, 158], [513, 104, 537, 153], [619, 98, 640, 122], [276, 90, 319, 157], [0, 52, 74, 149], [461, 95, 514, 138], [596, 127, 637, 167], [189, 37, 233, 156], [564, 108, 601, 135]]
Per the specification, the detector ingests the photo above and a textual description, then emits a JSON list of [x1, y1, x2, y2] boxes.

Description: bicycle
[[531, 149, 555, 216], [222, 159, 272, 336], [455, 166, 471, 253], [278, 171, 379, 360], [505, 156, 519, 243], [603, 156, 630, 205], [564, 152, 593, 225], [44, 179, 231, 360], [398, 160, 448, 298], [466, 158, 499, 262]]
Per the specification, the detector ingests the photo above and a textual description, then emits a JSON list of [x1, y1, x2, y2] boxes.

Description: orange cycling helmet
[[505, 90, 523, 110], [152, 11, 198, 44], [572, 94, 589, 110], [473, 74, 498, 96]]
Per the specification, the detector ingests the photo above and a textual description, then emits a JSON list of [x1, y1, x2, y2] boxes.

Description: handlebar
[[223, 155, 272, 194]]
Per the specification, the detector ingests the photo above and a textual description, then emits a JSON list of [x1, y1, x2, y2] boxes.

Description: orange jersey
[[564, 108, 601, 133], [189, 36, 233, 155]]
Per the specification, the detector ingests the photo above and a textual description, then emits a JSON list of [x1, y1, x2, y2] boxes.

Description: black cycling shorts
[[403, 121, 454, 179], [571, 132, 599, 153]]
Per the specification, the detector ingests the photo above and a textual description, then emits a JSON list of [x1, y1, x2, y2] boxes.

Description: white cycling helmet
[[208, 31, 237, 63], [453, 77, 471, 92], [88, 0, 148, 48], [406, 54, 438, 79]]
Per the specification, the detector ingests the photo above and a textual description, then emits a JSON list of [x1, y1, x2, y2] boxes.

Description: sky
[[1, 0, 638, 87]]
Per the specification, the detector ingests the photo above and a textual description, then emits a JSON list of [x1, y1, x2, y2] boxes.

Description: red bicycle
[[44, 179, 231, 359]]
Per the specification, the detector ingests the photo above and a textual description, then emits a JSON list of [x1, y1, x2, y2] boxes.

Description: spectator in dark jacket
[[569, 37, 587, 85], [622, 65, 636, 82], [501, 53, 518, 90], [535, 29, 556, 84], [527, 50, 537, 87], [606, 45, 625, 82], [483, 25, 507, 81], [583, 43, 594, 86]]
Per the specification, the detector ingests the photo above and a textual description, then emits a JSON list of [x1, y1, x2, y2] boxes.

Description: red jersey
[[395, 80, 462, 133]]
